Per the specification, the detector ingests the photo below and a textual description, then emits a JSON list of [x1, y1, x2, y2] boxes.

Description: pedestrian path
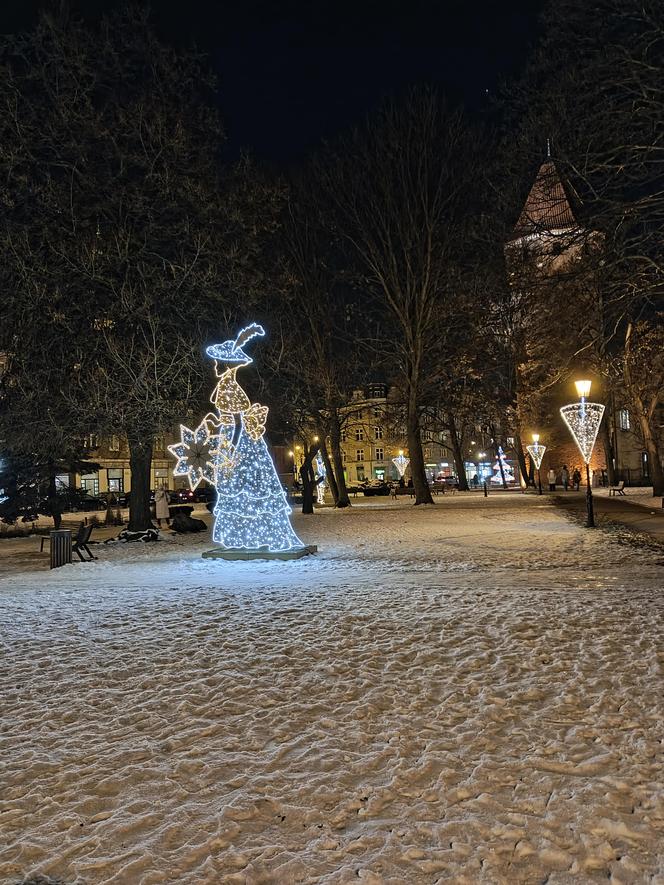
[[554, 489, 664, 544]]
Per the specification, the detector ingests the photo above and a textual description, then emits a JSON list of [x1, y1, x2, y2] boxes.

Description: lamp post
[[560, 379, 605, 528], [526, 433, 546, 495]]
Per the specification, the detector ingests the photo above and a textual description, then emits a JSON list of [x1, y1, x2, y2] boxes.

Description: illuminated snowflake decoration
[[392, 454, 410, 478], [560, 402, 605, 464], [526, 443, 546, 470], [168, 421, 217, 490]]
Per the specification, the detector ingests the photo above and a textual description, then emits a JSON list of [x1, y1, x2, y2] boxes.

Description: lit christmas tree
[[315, 452, 327, 505], [490, 446, 515, 485], [169, 324, 314, 558]]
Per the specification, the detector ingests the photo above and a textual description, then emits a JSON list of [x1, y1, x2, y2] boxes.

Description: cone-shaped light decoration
[[526, 442, 546, 470], [392, 452, 410, 478], [560, 402, 605, 464]]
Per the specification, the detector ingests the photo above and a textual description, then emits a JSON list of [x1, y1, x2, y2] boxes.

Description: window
[[109, 434, 120, 452], [373, 406, 382, 419], [154, 435, 165, 452], [619, 409, 630, 431], [340, 429, 347, 443], [342, 450, 347, 463], [375, 446, 384, 461], [107, 468, 124, 494], [81, 473, 99, 495], [374, 426, 383, 440], [368, 384, 386, 398], [356, 449, 364, 461], [83, 434, 99, 450], [355, 427, 364, 442], [356, 466, 365, 481]]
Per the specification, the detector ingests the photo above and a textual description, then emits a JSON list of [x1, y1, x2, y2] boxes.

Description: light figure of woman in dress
[[202, 324, 302, 552]]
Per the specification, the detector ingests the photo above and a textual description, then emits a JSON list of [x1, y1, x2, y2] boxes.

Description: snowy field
[[1, 494, 663, 884]]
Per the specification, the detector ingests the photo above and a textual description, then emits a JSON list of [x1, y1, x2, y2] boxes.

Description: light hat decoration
[[206, 323, 265, 364]]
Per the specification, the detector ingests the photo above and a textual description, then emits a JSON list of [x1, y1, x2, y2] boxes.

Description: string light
[[169, 324, 304, 553], [526, 441, 546, 470], [560, 402, 605, 464], [392, 452, 409, 478]]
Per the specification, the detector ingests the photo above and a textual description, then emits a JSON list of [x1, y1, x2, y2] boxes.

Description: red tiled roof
[[512, 161, 578, 240]]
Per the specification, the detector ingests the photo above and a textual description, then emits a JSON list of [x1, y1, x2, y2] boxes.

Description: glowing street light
[[560, 379, 605, 527], [526, 433, 546, 495]]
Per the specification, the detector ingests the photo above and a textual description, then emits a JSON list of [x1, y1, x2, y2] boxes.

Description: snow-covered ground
[[1, 494, 662, 884]]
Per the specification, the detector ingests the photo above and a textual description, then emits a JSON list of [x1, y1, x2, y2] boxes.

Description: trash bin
[[50, 529, 72, 569]]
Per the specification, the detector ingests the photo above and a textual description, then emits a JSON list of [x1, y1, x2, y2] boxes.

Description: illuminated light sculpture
[[392, 451, 410, 478], [168, 324, 316, 560], [490, 446, 515, 485], [526, 433, 546, 495], [315, 452, 327, 505], [560, 379, 605, 528]]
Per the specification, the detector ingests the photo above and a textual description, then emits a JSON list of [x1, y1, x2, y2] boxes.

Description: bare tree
[[318, 90, 481, 504], [0, 8, 275, 529]]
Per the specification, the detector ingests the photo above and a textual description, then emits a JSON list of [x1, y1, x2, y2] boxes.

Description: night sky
[[1, 0, 544, 165]]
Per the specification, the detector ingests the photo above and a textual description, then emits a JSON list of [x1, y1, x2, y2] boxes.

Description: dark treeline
[[1, 0, 663, 530]]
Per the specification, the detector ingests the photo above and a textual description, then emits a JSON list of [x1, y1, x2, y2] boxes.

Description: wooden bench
[[608, 480, 626, 497]]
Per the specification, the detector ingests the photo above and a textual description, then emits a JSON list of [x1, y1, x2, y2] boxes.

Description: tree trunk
[[47, 466, 62, 529], [447, 413, 469, 491], [300, 446, 319, 514], [329, 418, 351, 507], [513, 430, 530, 489], [407, 385, 433, 504], [320, 439, 339, 505], [637, 411, 664, 496], [600, 414, 616, 486], [128, 437, 154, 531]]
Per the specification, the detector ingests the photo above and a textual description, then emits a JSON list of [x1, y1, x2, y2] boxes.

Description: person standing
[[154, 484, 171, 527], [572, 468, 581, 491], [548, 468, 557, 492], [561, 465, 569, 491]]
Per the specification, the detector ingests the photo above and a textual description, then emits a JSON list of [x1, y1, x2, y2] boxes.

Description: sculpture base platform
[[202, 545, 317, 562]]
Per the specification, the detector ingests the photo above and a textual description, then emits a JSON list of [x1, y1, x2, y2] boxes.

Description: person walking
[[561, 465, 569, 491], [154, 484, 171, 528], [572, 468, 581, 491], [547, 468, 557, 492]]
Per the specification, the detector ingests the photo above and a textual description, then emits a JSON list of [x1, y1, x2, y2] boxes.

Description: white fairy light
[[315, 452, 327, 505], [526, 442, 546, 470], [392, 452, 409, 478], [169, 323, 304, 553], [560, 402, 605, 464]]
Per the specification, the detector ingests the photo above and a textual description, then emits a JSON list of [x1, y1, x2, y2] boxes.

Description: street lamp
[[560, 379, 605, 527], [526, 433, 546, 495]]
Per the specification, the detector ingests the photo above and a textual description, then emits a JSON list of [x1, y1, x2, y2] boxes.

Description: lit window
[[109, 435, 120, 452], [619, 409, 630, 431], [355, 427, 364, 442], [374, 425, 383, 439], [375, 447, 384, 461], [356, 449, 364, 461]]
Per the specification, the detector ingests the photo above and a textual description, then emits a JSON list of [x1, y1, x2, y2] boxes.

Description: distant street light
[[526, 433, 546, 495], [560, 379, 605, 527]]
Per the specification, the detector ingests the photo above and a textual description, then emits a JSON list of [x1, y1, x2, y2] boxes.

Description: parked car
[[169, 488, 196, 504], [70, 491, 107, 512]]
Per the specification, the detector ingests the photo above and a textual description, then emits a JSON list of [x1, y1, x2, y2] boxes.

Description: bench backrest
[[75, 522, 94, 543]]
